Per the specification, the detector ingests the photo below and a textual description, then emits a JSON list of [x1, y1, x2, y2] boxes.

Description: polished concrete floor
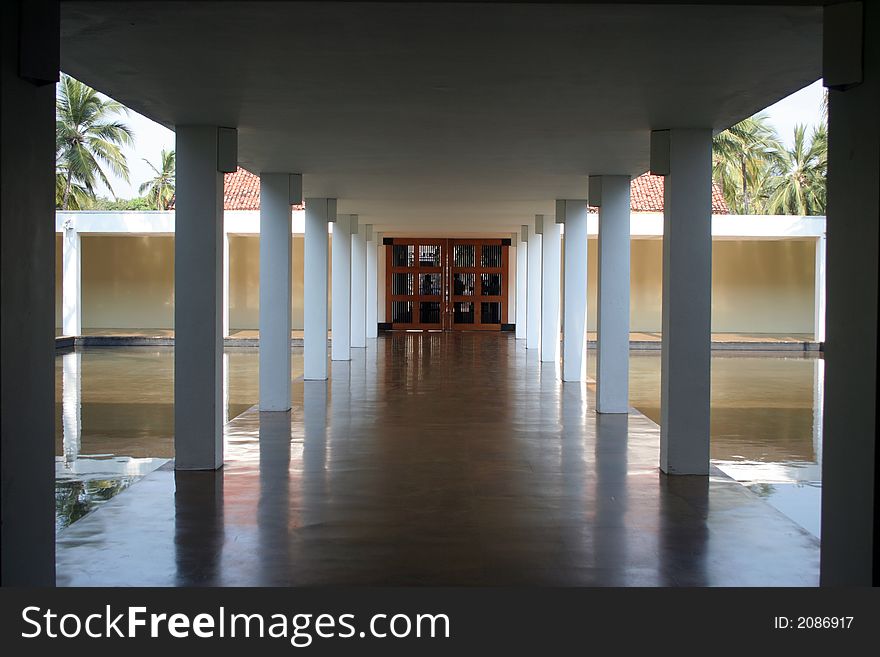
[[55, 333, 819, 586]]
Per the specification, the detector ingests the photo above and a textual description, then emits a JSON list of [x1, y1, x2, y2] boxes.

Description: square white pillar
[[526, 221, 542, 350], [174, 125, 236, 470], [377, 232, 386, 323], [350, 216, 367, 348], [540, 214, 561, 363], [259, 173, 299, 411], [61, 222, 81, 336], [222, 232, 230, 338], [560, 199, 588, 382], [366, 225, 378, 339], [814, 233, 826, 343], [304, 198, 333, 380], [516, 226, 528, 340], [592, 175, 631, 413], [821, 0, 878, 586], [652, 128, 713, 475], [331, 213, 352, 360]]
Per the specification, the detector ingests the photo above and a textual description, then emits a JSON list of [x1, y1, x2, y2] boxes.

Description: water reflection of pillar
[[813, 357, 824, 467], [303, 378, 330, 528], [258, 410, 292, 585], [592, 414, 629, 583], [62, 351, 82, 464], [174, 470, 225, 586]]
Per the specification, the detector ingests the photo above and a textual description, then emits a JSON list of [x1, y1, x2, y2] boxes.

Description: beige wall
[[82, 235, 175, 329], [228, 234, 317, 330], [711, 239, 815, 333], [57, 234, 816, 334], [586, 239, 665, 333], [585, 238, 815, 333], [228, 235, 259, 329]]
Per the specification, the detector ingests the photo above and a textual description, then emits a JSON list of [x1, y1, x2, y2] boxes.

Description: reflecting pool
[[588, 350, 824, 537], [56, 344, 823, 538], [54, 347, 287, 532]]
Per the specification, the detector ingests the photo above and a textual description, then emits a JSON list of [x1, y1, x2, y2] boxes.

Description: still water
[[54, 347, 279, 532], [55, 345, 823, 537], [588, 350, 823, 536]]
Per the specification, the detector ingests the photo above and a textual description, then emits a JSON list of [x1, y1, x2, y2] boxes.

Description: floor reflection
[[58, 334, 818, 586], [53, 346, 296, 532], [55, 338, 824, 551], [588, 350, 824, 536], [56, 333, 819, 586]]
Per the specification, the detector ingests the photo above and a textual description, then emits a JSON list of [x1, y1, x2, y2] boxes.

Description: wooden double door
[[385, 238, 510, 331]]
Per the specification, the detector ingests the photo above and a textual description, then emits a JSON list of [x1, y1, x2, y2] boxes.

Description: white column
[[222, 232, 230, 337], [508, 232, 518, 328], [592, 175, 631, 413], [366, 225, 378, 339], [821, 1, 878, 586], [304, 198, 333, 380], [377, 232, 386, 323], [560, 200, 588, 382], [526, 221, 542, 350], [331, 214, 352, 360], [259, 173, 299, 411], [61, 221, 81, 336], [814, 233, 826, 343], [516, 226, 528, 340], [350, 216, 367, 348], [174, 125, 236, 470], [541, 215, 561, 363], [813, 357, 824, 469], [651, 128, 713, 475]]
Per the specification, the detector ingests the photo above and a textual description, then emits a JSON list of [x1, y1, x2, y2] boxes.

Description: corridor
[[56, 333, 819, 586]]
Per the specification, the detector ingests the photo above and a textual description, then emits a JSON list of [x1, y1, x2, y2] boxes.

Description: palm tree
[[139, 149, 176, 210], [55, 165, 93, 210], [712, 114, 785, 214], [56, 73, 134, 210], [766, 123, 827, 216]]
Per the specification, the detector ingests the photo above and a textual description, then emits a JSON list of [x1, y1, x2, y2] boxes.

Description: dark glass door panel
[[386, 239, 507, 331]]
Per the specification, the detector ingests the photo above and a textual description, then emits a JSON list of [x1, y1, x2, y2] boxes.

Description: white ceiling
[[61, 2, 822, 232]]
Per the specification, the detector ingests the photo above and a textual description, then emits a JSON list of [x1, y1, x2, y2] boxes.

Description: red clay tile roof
[[627, 173, 729, 214], [174, 168, 729, 214], [222, 167, 262, 210]]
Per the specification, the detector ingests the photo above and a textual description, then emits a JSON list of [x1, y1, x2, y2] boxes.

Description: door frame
[[384, 237, 510, 331]]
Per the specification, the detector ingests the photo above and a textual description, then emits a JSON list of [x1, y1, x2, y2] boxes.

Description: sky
[[760, 79, 825, 149], [81, 78, 826, 201]]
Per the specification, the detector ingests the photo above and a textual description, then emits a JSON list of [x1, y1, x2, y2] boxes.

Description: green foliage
[[712, 101, 827, 216], [56, 73, 134, 210], [712, 114, 786, 214], [139, 149, 175, 210], [766, 123, 827, 216], [83, 196, 155, 211]]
